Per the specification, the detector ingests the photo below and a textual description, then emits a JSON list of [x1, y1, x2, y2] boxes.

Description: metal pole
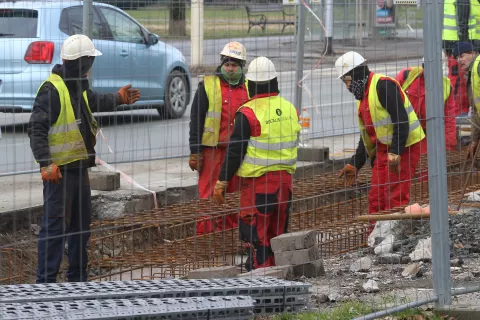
[[422, 0, 452, 308], [82, 0, 93, 86], [324, 0, 333, 54], [191, 0, 204, 67], [294, 3, 306, 113]]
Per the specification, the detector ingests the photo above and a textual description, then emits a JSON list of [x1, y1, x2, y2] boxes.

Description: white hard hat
[[334, 51, 366, 79], [246, 56, 277, 82], [220, 41, 246, 62], [60, 34, 102, 60]]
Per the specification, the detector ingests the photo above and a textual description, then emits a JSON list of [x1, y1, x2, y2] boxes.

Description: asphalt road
[[0, 58, 419, 175]]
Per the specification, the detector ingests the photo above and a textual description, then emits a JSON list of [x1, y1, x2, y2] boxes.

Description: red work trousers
[[368, 142, 422, 226], [196, 147, 240, 235], [238, 171, 292, 269]]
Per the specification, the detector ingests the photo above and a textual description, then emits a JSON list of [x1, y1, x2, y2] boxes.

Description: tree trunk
[[169, 0, 186, 37]]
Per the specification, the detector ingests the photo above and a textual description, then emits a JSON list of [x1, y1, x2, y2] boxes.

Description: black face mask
[[64, 56, 95, 79], [346, 66, 370, 100]]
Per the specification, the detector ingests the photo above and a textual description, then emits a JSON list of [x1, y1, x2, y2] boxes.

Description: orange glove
[[118, 84, 140, 105], [338, 164, 357, 186], [468, 141, 479, 159], [189, 153, 203, 172], [388, 153, 401, 175], [212, 180, 228, 205], [40, 163, 62, 184]]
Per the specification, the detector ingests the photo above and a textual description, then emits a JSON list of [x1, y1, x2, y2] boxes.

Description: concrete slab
[[274, 245, 320, 266], [436, 305, 480, 320], [89, 171, 120, 191], [297, 147, 329, 162], [237, 265, 293, 279], [270, 230, 317, 253], [187, 266, 238, 279], [292, 259, 325, 278]]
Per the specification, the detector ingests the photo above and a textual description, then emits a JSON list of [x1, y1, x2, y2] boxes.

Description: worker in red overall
[[335, 52, 425, 231], [212, 57, 301, 270], [395, 53, 457, 181], [189, 42, 249, 235]]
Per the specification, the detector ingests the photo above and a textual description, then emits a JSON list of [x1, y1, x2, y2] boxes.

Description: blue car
[[0, 1, 191, 118]]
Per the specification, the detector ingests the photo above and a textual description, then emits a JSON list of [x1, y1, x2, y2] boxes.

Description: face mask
[[348, 78, 368, 100], [64, 56, 95, 79], [221, 65, 243, 85]]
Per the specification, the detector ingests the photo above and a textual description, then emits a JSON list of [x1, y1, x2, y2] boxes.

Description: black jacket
[[27, 64, 120, 169]]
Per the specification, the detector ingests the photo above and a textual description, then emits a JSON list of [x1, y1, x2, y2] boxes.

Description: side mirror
[[147, 33, 159, 46]]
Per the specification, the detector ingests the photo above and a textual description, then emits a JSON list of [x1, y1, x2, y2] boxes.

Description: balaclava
[[247, 77, 279, 98], [219, 56, 244, 85], [64, 56, 95, 80], [346, 65, 370, 101]]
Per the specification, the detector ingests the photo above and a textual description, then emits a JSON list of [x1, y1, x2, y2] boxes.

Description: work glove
[[338, 164, 357, 187], [118, 84, 140, 105], [388, 153, 401, 175], [188, 153, 203, 172], [468, 141, 479, 159], [40, 163, 62, 184], [212, 180, 228, 205]]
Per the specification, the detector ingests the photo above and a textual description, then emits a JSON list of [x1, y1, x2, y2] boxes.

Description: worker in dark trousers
[[28, 34, 140, 283], [212, 57, 301, 270]]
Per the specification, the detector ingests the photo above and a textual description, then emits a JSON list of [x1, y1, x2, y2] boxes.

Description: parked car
[[0, 1, 191, 118]]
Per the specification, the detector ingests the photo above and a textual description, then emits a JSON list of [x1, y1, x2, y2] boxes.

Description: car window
[[59, 6, 108, 39], [99, 7, 145, 44], [0, 9, 37, 38]]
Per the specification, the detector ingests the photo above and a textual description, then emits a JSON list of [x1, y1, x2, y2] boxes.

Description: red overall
[[447, 54, 469, 115], [236, 96, 293, 270], [359, 76, 422, 228], [196, 80, 249, 235], [396, 69, 457, 181]]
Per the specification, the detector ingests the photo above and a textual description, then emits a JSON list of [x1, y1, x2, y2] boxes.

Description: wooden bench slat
[[245, 4, 295, 34]]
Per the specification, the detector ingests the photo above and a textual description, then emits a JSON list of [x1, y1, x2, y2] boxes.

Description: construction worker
[[188, 42, 249, 235], [212, 56, 301, 270], [453, 42, 480, 158], [335, 52, 425, 230], [27, 34, 140, 283], [395, 53, 457, 156], [442, 0, 479, 116]]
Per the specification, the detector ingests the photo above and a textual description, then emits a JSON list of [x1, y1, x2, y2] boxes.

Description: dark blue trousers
[[36, 168, 91, 283]]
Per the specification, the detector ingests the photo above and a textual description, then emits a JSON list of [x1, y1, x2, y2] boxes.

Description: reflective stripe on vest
[[443, 0, 477, 40], [357, 73, 425, 158], [201, 75, 249, 146], [472, 56, 480, 113], [471, 0, 480, 39], [41, 73, 97, 166], [236, 96, 301, 178], [402, 67, 451, 102]]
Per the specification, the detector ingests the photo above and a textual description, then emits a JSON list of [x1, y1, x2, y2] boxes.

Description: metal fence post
[[83, 0, 93, 87], [422, 0, 452, 308], [294, 2, 306, 113]]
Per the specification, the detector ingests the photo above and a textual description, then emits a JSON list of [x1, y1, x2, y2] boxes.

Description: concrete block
[[297, 147, 329, 162], [187, 266, 238, 279], [274, 245, 320, 266], [238, 265, 293, 279], [437, 304, 480, 320], [89, 171, 120, 191], [292, 259, 325, 278], [270, 230, 317, 253]]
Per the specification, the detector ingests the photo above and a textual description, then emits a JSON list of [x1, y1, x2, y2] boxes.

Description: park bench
[[245, 4, 295, 33]]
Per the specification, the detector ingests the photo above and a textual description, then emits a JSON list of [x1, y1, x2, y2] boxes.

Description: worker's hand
[[213, 180, 228, 205], [189, 153, 203, 172], [468, 141, 479, 159], [338, 164, 357, 187], [118, 84, 140, 105], [388, 153, 401, 175], [40, 163, 62, 184]]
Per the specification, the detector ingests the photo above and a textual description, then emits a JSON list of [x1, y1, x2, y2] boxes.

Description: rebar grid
[[0, 248, 23, 284]]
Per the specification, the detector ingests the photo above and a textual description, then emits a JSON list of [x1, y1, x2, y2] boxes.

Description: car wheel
[[160, 70, 189, 119]]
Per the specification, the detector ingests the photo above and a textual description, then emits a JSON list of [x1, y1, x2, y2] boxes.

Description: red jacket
[[395, 68, 457, 151]]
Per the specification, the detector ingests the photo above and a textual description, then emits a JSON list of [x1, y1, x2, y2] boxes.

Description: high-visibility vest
[[401, 67, 451, 102], [471, 55, 480, 112], [39, 73, 97, 166], [471, 0, 480, 39], [358, 73, 425, 159], [443, 0, 477, 41], [236, 96, 301, 178], [201, 75, 248, 146]]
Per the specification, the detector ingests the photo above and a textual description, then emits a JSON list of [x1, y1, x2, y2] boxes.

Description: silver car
[[0, 1, 191, 118]]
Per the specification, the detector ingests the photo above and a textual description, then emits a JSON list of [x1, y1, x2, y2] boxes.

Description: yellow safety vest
[[358, 73, 425, 159], [471, 0, 480, 39], [201, 75, 248, 146], [471, 55, 480, 112], [401, 67, 451, 103], [236, 96, 301, 178], [443, 0, 477, 41], [39, 74, 97, 166]]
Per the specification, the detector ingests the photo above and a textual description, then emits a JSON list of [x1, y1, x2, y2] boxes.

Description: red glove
[[387, 153, 401, 175], [118, 84, 140, 105], [189, 153, 203, 172], [212, 180, 228, 205], [338, 164, 357, 187], [40, 163, 62, 184]]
